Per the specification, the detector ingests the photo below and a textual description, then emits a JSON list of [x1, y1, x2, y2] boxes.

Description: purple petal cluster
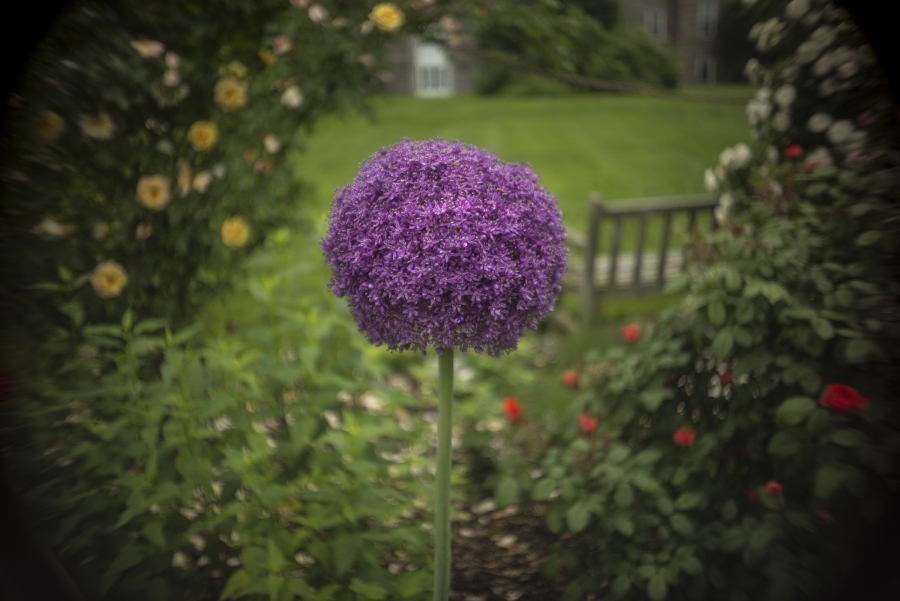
[[321, 139, 568, 356]]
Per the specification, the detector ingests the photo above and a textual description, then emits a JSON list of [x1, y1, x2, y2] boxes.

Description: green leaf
[[349, 578, 387, 601], [775, 397, 816, 426], [721, 499, 738, 522], [634, 449, 664, 466], [615, 483, 635, 508], [613, 515, 635, 536], [829, 429, 868, 447], [648, 575, 668, 601], [681, 555, 703, 576], [712, 330, 733, 359], [735, 300, 755, 324], [267, 538, 289, 573], [141, 522, 166, 549], [643, 491, 670, 519], [725, 271, 742, 292], [532, 478, 556, 502], [719, 527, 747, 552], [496, 475, 521, 507], [566, 503, 590, 533], [220, 569, 251, 600], [330, 534, 364, 576], [749, 524, 778, 552], [855, 230, 882, 246], [845, 338, 875, 364], [639, 388, 674, 412], [610, 574, 631, 598], [633, 473, 664, 495], [669, 513, 694, 535], [708, 302, 727, 327], [99, 540, 144, 595], [671, 466, 688, 487], [121, 309, 134, 332], [768, 432, 802, 457], [732, 327, 753, 348], [562, 581, 583, 601], [813, 465, 844, 500], [674, 492, 703, 511], [811, 318, 835, 340]]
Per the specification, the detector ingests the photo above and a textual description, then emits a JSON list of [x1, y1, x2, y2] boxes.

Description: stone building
[[619, 0, 726, 85], [384, 0, 728, 95]]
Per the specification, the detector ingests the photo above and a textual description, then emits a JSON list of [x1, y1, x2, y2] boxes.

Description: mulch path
[[449, 501, 574, 601]]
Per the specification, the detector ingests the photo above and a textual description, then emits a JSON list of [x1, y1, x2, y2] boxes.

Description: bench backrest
[[577, 193, 719, 321]]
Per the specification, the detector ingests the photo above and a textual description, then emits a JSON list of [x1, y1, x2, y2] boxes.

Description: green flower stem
[[434, 349, 454, 601]]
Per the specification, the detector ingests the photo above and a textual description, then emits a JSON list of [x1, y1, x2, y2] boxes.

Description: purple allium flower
[[321, 139, 568, 357]]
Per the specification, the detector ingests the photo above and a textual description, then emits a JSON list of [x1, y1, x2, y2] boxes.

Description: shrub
[[483, 1, 900, 599]]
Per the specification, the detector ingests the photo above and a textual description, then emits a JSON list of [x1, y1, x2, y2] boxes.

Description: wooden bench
[[565, 193, 719, 323]]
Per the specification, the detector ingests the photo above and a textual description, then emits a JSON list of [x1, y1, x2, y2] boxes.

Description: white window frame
[[697, 0, 719, 41], [694, 56, 717, 84], [412, 38, 454, 97], [643, 8, 668, 43]]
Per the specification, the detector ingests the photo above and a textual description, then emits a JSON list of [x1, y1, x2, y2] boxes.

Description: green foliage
[[468, 0, 678, 95], [474, 2, 900, 598], [4, 227, 443, 600]]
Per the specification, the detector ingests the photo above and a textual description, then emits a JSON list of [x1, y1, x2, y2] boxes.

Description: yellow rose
[[77, 110, 115, 140], [136, 174, 172, 210], [214, 77, 248, 113], [221, 217, 250, 249], [226, 61, 248, 79], [90, 261, 128, 299], [370, 3, 405, 33], [188, 121, 219, 151], [36, 111, 66, 142], [258, 48, 277, 67]]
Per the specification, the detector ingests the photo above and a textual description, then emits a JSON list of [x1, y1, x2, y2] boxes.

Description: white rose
[[773, 112, 790, 131], [280, 85, 304, 108], [263, 133, 282, 154], [744, 58, 761, 82], [807, 112, 832, 133], [172, 552, 189, 568], [837, 60, 859, 79], [784, 0, 810, 20], [810, 26, 836, 52], [795, 40, 820, 65], [766, 145, 779, 164], [812, 53, 834, 77], [704, 168, 719, 193], [719, 147, 736, 168], [732, 143, 752, 169], [774, 84, 796, 107], [826, 119, 855, 144], [818, 77, 839, 97]]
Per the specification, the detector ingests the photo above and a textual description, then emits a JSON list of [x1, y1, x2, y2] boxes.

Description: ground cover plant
[[469, 1, 900, 600]]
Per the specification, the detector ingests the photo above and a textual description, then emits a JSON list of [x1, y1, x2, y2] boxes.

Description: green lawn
[[291, 89, 752, 235]]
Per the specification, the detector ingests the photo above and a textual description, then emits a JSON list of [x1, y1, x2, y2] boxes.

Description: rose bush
[[474, 1, 900, 600]]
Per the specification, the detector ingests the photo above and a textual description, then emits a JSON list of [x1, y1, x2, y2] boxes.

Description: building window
[[412, 38, 454, 97], [697, 0, 718, 40], [643, 9, 668, 43], [695, 56, 717, 84]]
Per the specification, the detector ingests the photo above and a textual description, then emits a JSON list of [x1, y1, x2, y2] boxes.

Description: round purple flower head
[[321, 139, 568, 356]]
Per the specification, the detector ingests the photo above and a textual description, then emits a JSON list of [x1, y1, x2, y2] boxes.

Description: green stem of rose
[[434, 349, 453, 601]]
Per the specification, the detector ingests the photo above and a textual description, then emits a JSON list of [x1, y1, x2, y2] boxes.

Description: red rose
[[720, 372, 733, 387], [783, 144, 803, 160], [0, 367, 16, 404], [672, 427, 696, 448], [815, 511, 833, 525], [503, 397, 522, 423], [820, 384, 869, 415], [747, 490, 757, 502], [765, 480, 783, 496], [562, 370, 578, 388], [622, 324, 641, 344], [577, 413, 597, 434]]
